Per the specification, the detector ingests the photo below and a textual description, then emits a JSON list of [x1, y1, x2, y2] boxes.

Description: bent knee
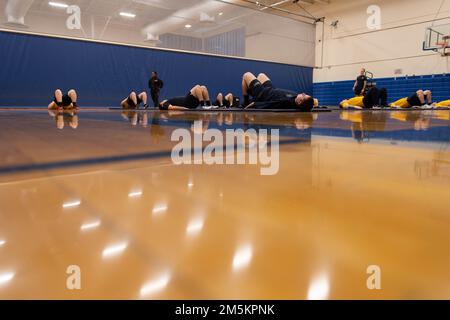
[[243, 72, 254, 79]]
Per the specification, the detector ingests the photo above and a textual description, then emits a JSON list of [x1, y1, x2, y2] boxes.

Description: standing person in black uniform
[[148, 71, 164, 109], [353, 68, 368, 96]]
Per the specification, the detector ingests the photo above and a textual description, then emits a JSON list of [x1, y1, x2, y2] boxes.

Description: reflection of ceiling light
[[128, 191, 143, 198], [120, 12, 136, 18], [63, 200, 81, 209], [0, 240, 5, 247], [49, 2, 68, 8], [102, 242, 128, 258], [219, 12, 224, 16], [185, 24, 192, 29], [0, 272, 14, 286], [232, 244, 253, 271], [152, 203, 168, 216], [80, 220, 101, 231], [307, 273, 330, 300], [186, 217, 204, 236], [140, 272, 171, 297]]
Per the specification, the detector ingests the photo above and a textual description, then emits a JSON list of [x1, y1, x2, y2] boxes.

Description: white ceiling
[[1, 0, 319, 38]]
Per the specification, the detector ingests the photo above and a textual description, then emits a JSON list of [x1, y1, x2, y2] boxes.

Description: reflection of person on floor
[[146, 113, 166, 144], [242, 72, 314, 111], [48, 109, 79, 130], [160, 85, 213, 110], [432, 110, 450, 121], [340, 87, 388, 109], [48, 89, 79, 110], [389, 90, 432, 108], [121, 91, 149, 109], [216, 112, 234, 126], [390, 111, 430, 131], [121, 110, 148, 127], [294, 113, 318, 130], [340, 111, 388, 143]]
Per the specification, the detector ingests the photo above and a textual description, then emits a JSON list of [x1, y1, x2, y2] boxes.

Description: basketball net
[[436, 39, 450, 56]]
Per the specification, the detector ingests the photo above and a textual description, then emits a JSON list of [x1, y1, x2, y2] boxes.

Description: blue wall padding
[[0, 31, 313, 107], [314, 74, 450, 106]]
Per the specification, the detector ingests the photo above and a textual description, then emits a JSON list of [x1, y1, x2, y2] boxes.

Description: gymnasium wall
[[0, 0, 315, 67], [0, 30, 313, 107], [284, 0, 450, 104], [314, 74, 450, 106]]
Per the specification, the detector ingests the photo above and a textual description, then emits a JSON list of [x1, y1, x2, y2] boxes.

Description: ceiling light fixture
[[120, 12, 136, 18], [48, 2, 69, 8]]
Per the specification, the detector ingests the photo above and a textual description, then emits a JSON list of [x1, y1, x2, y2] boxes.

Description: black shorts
[[165, 93, 200, 109], [362, 87, 387, 108], [127, 95, 143, 108], [183, 92, 200, 109], [248, 79, 274, 102], [223, 98, 231, 108], [407, 93, 426, 107], [54, 94, 72, 107], [215, 94, 231, 108]]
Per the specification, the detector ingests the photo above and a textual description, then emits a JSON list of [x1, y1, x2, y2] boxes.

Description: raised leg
[[416, 90, 425, 105], [257, 73, 270, 85]]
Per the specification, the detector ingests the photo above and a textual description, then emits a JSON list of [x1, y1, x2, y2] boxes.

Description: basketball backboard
[[423, 23, 450, 55]]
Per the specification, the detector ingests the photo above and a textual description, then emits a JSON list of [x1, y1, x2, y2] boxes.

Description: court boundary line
[[0, 139, 308, 176]]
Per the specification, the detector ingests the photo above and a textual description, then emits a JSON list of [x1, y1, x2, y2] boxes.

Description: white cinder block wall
[[286, 0, 450, 83]]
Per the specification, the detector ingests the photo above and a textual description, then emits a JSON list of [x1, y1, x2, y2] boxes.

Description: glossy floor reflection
[[0, 109, 449, 299]]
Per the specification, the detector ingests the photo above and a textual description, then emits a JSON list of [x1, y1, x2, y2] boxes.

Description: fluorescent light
[[63, 200, 81, 209], [307, 273, 330, 300], [140, 272, 171, 297], [80, 220, 101, 231], [120, 12, 136, 18], [128, 190, 143, 198], [49, 2, 68, 8], [102, 242, 128, 258], [185, 24, 192, 29], [232, 244, 253, 271], [0, 272, 14, 286], [218, 12, 224, 16]]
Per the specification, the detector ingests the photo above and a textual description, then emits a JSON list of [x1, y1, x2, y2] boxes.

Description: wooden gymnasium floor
[[0, 108, 449, 299]]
